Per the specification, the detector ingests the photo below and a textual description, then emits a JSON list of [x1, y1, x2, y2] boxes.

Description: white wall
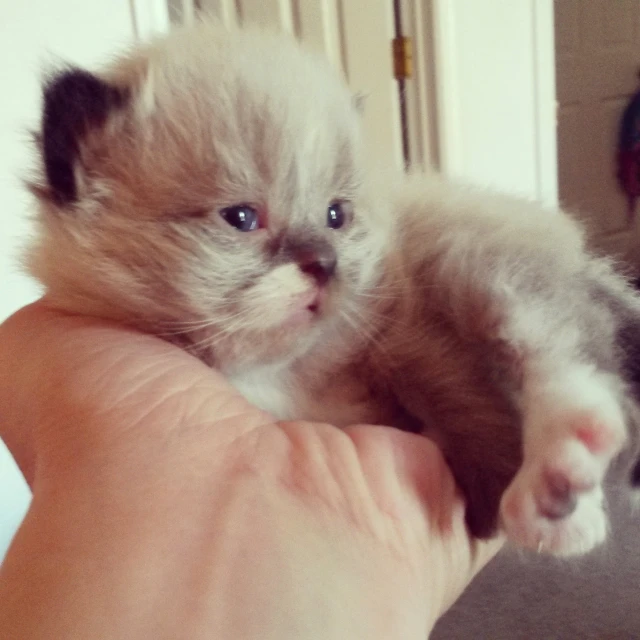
[[432, 0, 557, 204], [0, 0, 136, 562]]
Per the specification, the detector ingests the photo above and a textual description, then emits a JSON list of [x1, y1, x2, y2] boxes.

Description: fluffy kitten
[[25, 19, 640, 556]]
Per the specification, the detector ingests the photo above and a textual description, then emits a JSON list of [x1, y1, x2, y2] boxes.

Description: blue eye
[[327, 201, 351, 229], [220, 205, 259, 232]]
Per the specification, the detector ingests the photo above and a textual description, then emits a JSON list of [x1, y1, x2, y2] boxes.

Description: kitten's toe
[[501, 472, 607, 556], [499, 407, 626, 556]]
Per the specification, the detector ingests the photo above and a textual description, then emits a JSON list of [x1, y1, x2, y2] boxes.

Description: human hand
[[0, 302, 503, 639]]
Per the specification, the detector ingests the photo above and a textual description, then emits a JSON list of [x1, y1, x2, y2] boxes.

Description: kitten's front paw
[[499, 409, 626, 556]]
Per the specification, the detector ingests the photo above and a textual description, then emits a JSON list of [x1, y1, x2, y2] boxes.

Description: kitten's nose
[[298, 251, 337, 286], [279, 237, 338, 286]]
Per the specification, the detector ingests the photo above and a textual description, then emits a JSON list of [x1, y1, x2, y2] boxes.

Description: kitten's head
[[27, 20, 389, 372]]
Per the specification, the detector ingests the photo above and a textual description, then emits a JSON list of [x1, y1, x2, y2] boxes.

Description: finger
[[344, 424, 464, 535], [345, 424, 505, 613]]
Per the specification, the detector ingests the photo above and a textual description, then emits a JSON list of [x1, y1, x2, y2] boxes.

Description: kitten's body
[[26, 19, 640, 557]]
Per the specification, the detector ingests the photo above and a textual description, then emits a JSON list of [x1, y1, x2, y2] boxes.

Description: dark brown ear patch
[[42, 68, 128, 205]]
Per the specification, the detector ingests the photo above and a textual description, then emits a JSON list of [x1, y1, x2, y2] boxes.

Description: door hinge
[[392, 36, 412, 80]]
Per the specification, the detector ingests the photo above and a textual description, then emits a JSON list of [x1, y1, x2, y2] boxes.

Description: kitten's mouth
[[285, 289, 326, 326], [306, 288, 328, 316]]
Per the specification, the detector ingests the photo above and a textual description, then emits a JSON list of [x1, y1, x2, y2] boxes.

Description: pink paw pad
[[571, 415, 625, 456]]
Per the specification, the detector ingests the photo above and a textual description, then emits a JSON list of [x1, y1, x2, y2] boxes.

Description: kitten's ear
[[40, 67, 129, 205]]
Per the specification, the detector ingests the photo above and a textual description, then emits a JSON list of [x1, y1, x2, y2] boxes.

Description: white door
[[556, 0, 640, 265], [428, 0, 557, 203], [174, 0, 406, 171]]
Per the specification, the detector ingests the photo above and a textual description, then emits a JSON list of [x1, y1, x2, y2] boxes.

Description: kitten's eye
[[220, 205, 260, 232], [327, 201, 352, 229]]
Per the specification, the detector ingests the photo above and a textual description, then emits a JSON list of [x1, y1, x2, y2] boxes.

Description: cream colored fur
[[26, 19, 640, 557]]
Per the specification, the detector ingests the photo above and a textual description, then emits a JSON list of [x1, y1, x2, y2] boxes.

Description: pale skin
[[0, 302, 503, 639]]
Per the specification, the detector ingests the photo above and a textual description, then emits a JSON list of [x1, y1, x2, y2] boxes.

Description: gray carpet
[[434, 476, 639, 639]]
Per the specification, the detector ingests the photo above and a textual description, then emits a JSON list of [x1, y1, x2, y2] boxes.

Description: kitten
[[25, 19, 640, 556]]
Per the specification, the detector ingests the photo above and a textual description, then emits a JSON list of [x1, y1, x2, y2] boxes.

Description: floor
[[433, 468, 640, 640]]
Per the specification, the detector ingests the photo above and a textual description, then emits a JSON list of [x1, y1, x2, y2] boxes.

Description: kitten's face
[[28, 23, 389, 371]]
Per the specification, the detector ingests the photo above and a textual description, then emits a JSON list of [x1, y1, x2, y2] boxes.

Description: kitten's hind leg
[[500, 362, 627, 556], [387, 336, 523, 540]]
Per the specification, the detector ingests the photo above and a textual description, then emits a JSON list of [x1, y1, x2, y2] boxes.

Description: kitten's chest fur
[[228, 350, 405, 429]]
